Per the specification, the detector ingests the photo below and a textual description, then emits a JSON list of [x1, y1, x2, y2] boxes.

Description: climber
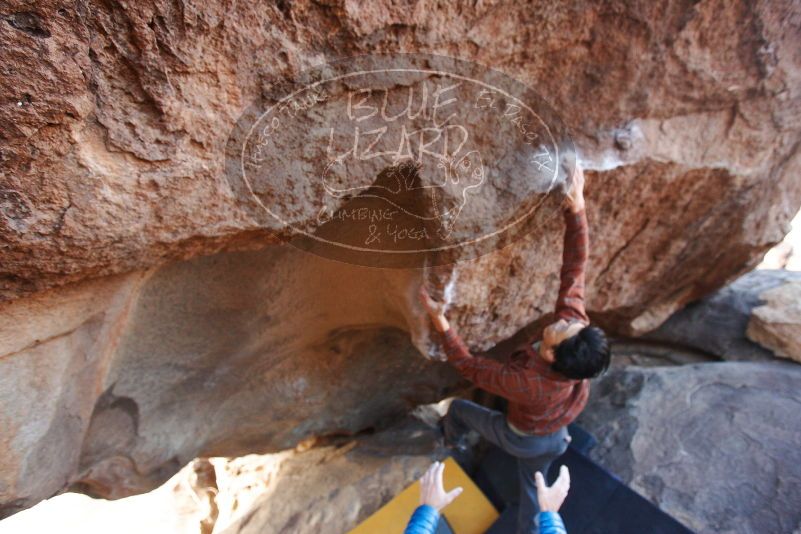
[[404, 461, 570, 534], [418, 162, 609, 534]]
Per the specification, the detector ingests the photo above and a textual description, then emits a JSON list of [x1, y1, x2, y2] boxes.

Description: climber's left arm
[[439, 327, 537, 401]]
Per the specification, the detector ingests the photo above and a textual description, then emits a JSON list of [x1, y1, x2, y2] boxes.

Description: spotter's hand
[[535, 465, 571, 513], [419, 461, 463, 512]]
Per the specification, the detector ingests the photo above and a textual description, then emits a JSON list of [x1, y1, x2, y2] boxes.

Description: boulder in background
[[577, 361, 801, 534]]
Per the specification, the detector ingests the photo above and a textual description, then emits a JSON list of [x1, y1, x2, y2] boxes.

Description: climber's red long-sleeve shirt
[[441, 208, 590, 436]]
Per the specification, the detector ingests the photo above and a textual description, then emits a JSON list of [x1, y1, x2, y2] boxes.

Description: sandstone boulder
[[0, 419, 445, 534], [747, 277, 801, 363], [577, 362, 801, 534], [645, 270, 801, 361], [2, 0, 801, 517], [0, 0, 799, 330], [222, 419, 446, 534], [0, 247, 458, 517]]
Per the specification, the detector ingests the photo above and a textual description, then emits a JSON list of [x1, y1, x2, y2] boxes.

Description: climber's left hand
[[419, 286, 450, 333]]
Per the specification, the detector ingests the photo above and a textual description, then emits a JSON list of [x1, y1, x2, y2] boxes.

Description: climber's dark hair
[[551, 325, 610, 380]]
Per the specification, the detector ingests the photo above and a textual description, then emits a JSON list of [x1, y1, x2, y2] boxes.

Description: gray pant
[[443, 399, 570, 534]]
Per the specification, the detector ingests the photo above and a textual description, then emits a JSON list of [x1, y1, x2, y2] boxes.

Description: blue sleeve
[[538, 511, 567, 534], [404, 505, 440, 534]]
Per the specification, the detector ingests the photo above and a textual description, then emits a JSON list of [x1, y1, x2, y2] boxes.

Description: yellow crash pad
[[348, 457, 499, 534]]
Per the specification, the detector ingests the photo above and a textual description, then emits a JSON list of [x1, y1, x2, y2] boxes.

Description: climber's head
[[542, 319, 610, 380]]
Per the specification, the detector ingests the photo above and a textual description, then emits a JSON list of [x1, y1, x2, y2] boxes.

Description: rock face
[[0, 248, 458, 516], [759, 210, 801, 270], [577, 362, 801, 534], [0, 457, 233, 534], [223, 419, 445, 534], [646, 270, 801, 362], [0, 418, 445, 534], [2, 0, 801, 517], [1, 0, 800, 324], [747, 277, 801, 363]]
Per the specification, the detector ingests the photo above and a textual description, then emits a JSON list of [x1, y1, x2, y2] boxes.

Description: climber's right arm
[[555, 164, 590, 323], [419, 287, 539, 402]]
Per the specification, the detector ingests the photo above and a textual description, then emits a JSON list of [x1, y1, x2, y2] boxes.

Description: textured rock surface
[[0, 245, 457, 516], [645, 270, 801, 361], [222, 419, 445, 534], [0, 457, 233, 534], [747, 277, 801, 362], [577, 362, 801, 534], [0, 0, 799, 328], [2, 0, 801, 517], [0, 419, 444, 534]]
